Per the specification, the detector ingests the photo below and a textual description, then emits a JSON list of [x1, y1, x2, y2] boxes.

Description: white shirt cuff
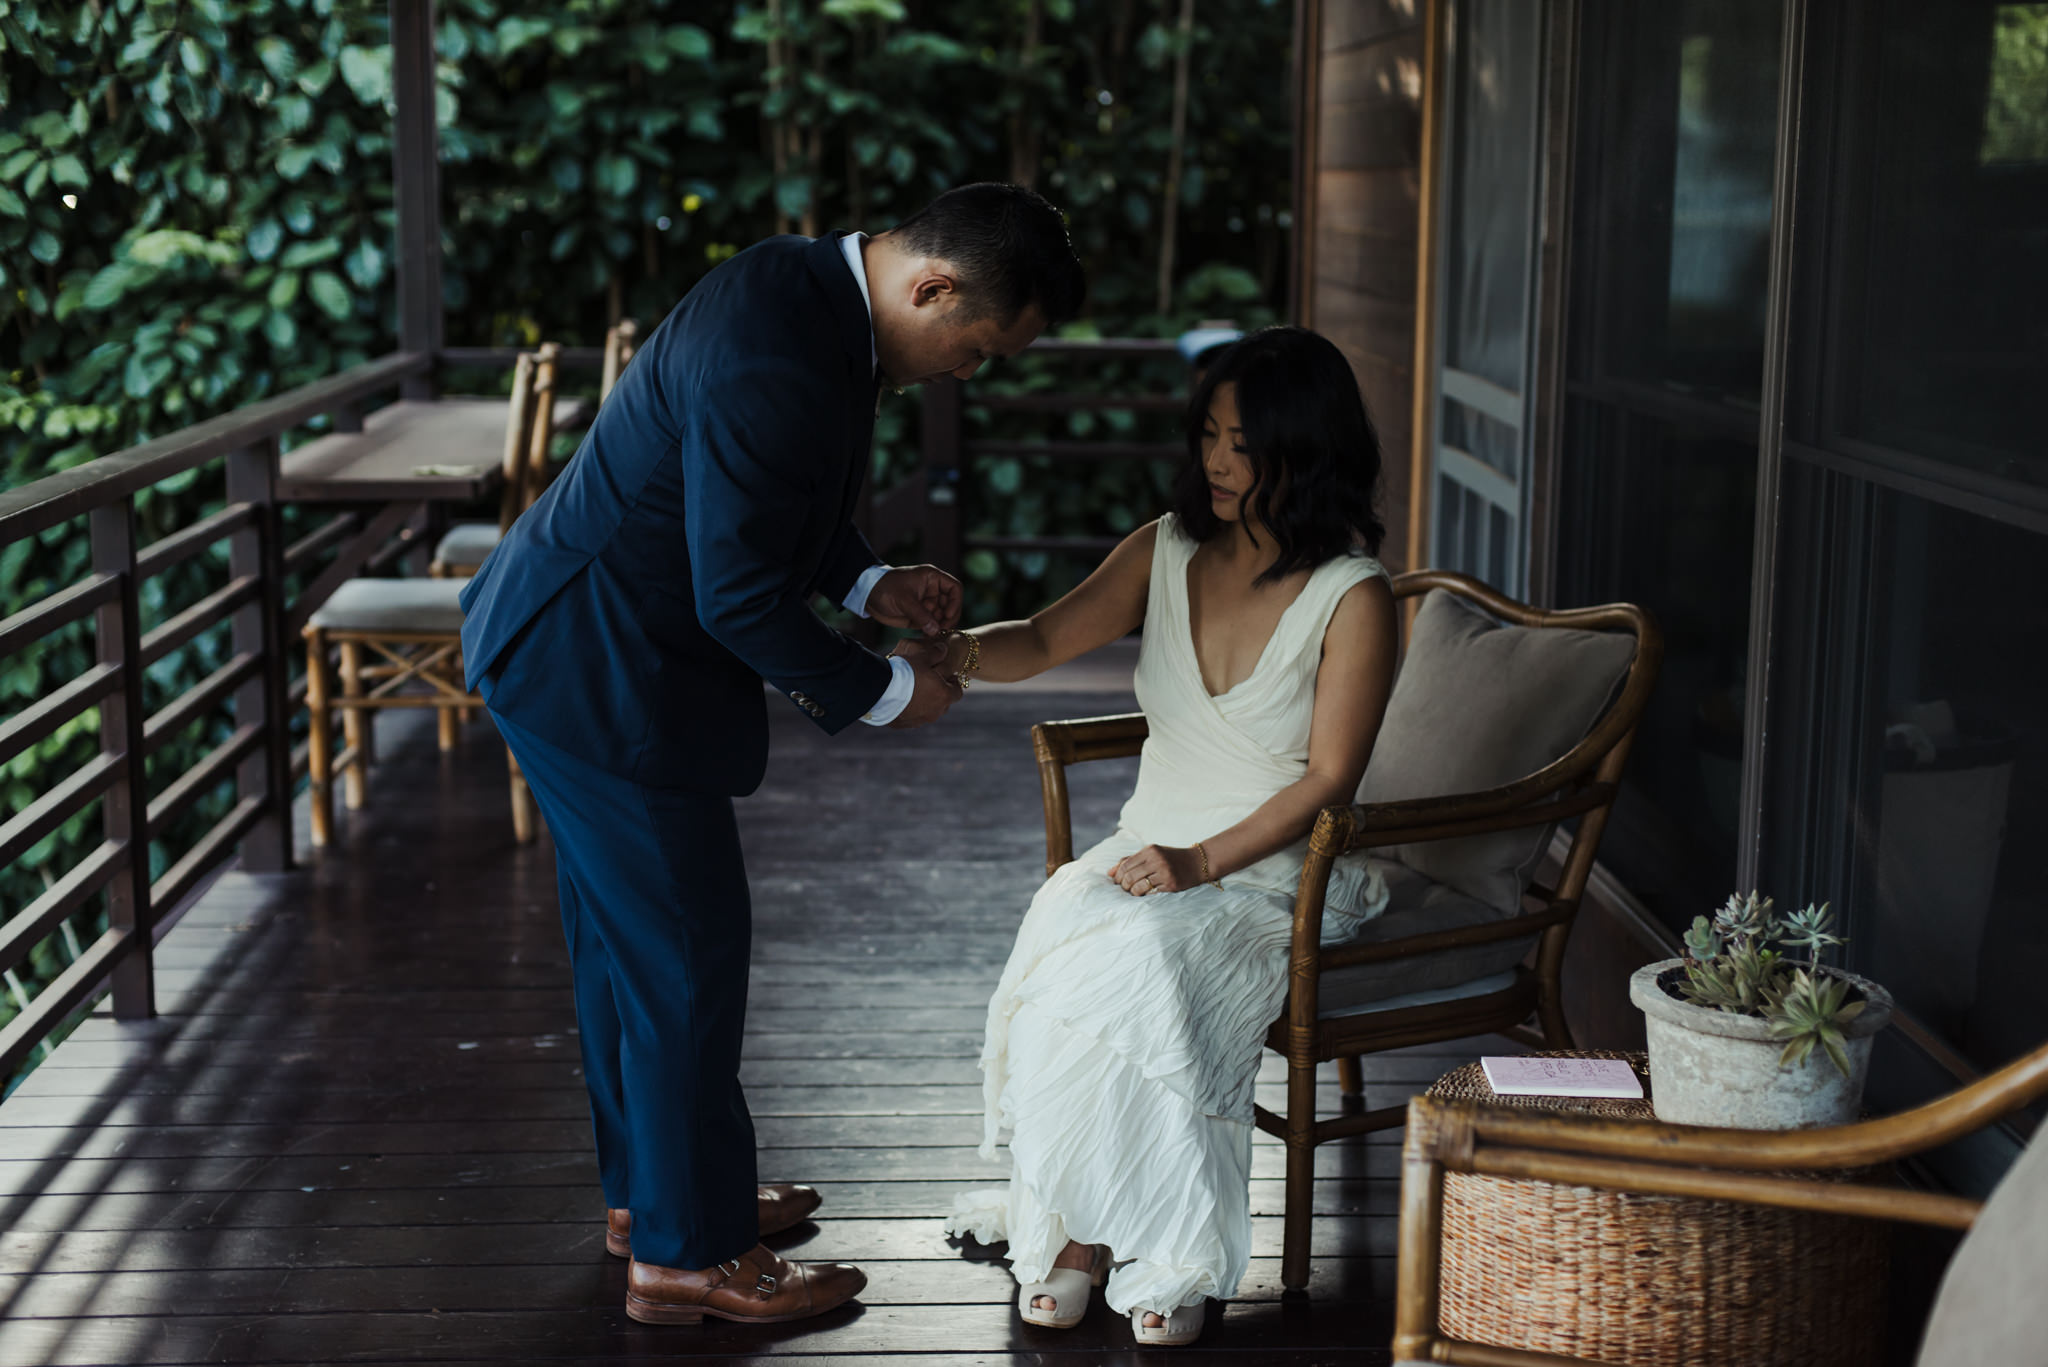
[[860, 656, 916, 726], [843, 563, 891, 619]]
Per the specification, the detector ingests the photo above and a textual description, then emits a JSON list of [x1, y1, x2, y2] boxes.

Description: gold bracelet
[[1196, 840, 1223, 889], [950, 632, 982, 690]]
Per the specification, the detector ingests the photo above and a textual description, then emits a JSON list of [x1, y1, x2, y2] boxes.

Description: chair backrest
[[600, 319, 639, 405], [1353, 572, 1661, 916], [520, 342, 562, 512], [494, 351, 540, 535]]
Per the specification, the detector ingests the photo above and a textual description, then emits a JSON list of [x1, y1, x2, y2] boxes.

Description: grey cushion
[[1915, 1129, 2048, 1366], [432, 521, 501, 565], [1356, 590, 1637, 913], [1318, 857, 1537, 1015], [307, 578, 467, 633]]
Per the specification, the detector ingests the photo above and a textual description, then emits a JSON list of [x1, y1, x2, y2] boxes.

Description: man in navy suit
[[460, 184, 1084, 1327]]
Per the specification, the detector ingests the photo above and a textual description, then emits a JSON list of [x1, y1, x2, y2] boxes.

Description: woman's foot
[[1017, 1240, 1108, 1328], [1132, 1299, 1207, 1346]]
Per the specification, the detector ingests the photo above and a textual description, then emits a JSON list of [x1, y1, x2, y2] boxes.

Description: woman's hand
[[1108, 845, 1204, 896]]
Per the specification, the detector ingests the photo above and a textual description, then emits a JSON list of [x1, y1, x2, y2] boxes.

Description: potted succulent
[[1629, 893, 1893, 1130]]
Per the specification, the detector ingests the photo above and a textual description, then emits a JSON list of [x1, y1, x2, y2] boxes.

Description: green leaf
[[49, 154, 88, 189], [269, 271, 301, 308], [338, 46, 391, 106], [666, 24, 713, 60], [263, 310, 296, 349], [307, 270, 351, 319], [256, 36, 299, 84], [82, 262, 136, 309], [279, 239, 341, 269], [123, 351, 173, 398], [594, 154, 638, 198], [28, 229, 60, 264], [0, 185, 23, 217], [277, 144, 316, 180], [246, 219, 283, 262]]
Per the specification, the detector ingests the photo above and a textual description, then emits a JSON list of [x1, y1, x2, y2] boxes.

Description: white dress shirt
[[835, 232, 916, 726]]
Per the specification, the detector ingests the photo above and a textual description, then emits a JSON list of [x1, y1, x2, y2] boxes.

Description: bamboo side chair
[[1030, 571, 1662, 1294], [303, 353, 548, 847], [1391, 1041, 2048, 1366], [599, 318, 639, 404], [429, 343, 556, 578]]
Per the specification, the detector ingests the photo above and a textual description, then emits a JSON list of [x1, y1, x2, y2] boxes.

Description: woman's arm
[[1108, 574, 1398, 895], [907, 520, 1158, 684]]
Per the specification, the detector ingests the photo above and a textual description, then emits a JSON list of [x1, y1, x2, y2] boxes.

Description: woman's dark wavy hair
[[1171, 325, 1386, 582]]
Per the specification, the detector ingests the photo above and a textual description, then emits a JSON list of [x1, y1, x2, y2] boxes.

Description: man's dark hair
[[1172, 325, 1387, 578], [889, 183, 1086, 327]]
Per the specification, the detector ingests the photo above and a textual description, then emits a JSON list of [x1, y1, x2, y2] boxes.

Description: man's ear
[[912, 270, 958, 309]]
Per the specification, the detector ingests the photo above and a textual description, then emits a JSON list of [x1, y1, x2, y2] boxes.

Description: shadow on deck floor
[[0, 653, 1510, 1364]]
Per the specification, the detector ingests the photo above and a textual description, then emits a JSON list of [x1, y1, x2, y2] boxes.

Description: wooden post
[[89, 501, 153, 1020], [391, 0, 442, 397], [920, 377, 964, 576], [227, 439, 294, 872], [1405, 0, 1448, 578]]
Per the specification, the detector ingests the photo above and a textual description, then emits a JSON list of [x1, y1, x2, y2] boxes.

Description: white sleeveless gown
[[945, 514, 1390, 1315]]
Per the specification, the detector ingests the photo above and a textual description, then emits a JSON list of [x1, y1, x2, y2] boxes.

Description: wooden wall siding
[[1298, 0, 1426, 571]]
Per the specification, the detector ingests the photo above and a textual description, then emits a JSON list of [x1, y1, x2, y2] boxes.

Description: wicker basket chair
[[1030, 570, 1662, 1293], [1392, 1039, 2048, 1366]]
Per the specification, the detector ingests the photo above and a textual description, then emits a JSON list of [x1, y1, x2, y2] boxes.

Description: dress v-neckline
[[1182, 547, 1316, 701]]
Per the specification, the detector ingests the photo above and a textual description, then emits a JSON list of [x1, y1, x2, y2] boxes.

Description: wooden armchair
[[1031, 571, 1662, 1293], [1392, 1042, 2048, 1366]]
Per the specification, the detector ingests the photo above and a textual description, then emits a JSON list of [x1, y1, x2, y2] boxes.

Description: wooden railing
[[0, 337, 1184, 1077], [864, 337, 1190, 571], [0, 351, 438, 1077]]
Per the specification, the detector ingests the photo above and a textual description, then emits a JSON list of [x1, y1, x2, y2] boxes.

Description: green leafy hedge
[[0, 0, 1292, 1081]]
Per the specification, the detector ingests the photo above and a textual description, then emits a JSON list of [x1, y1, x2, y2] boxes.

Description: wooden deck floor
[[0, 654, 1511, 1364]]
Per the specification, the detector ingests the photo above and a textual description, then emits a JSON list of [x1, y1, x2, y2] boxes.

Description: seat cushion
[[308, 578, 467, 633], [1317, 858, 1538, 1015], [1915, 1129, 2048, 1367], [433, 521, 502, 566], [1357, 589, 1638, 912]]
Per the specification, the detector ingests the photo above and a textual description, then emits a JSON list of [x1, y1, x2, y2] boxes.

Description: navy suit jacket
[[459, 232, 893, 794]]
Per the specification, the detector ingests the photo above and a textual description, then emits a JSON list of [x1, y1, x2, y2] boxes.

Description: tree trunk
[[1157, 0, 1196, 315], [1007, 0, 1045, 188]]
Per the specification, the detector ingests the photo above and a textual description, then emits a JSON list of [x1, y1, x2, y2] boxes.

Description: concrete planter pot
[[1629, 960, 1894, 1130]]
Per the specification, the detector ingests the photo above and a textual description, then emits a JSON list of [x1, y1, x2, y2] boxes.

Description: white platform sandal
[[1017, 1244, 1110, 1329], [1132, 1299, 1207, 1346]]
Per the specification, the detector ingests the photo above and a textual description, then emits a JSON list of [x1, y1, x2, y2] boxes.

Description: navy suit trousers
[[493, 710, 759, 1269]]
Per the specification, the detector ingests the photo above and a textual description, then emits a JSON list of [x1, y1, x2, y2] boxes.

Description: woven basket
[[1428, 1052, 1890, 1367]]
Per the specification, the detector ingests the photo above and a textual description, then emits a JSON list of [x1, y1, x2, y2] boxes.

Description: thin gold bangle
[[1196, 841, 1223, 889], [950, 632, 981, 690]]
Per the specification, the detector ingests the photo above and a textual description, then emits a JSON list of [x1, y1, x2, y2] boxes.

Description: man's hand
[[888, 644, 964, 729], [866, 565, 963, 637]]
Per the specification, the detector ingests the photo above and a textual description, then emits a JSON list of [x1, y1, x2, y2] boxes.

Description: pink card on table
[[1480, 1055, 1644, 1100]]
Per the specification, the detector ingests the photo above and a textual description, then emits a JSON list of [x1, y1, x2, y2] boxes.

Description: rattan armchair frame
[[1030, 570, 1663, 1293], [428, 348, 543, 579], [1391, 1040, 2048, 1365]]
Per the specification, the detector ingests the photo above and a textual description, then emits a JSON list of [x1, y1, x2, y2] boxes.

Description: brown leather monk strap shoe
[[625, 1243, 865, 1326], [606, 1183, 824, 1256]]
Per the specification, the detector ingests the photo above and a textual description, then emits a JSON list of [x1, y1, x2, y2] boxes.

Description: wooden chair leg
[[304, 630, 334, 847], [507, 746, 534, 844], [338, 640, 368, 810], [437, 701, 458, 752], [1337, 1055, 1364, 1096], [1281, 1058, 1318, 1293]]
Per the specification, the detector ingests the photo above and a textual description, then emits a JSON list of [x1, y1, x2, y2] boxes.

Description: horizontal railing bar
[[0, 351, 430, 545], [137, 575, 260, 670], [964, 535, 1123, 555], [0, 751, 122, 870], [971, 393, 1187, 414], [0, 926, 135, 1079], [0, 839, 128, 979], [142, 652, 261, 757], [964, 440, 1183, 462], [133, 503, 257, 580], [145, 722, 265, 829], [284, 513, 361, 571], [290, 737, 310, 781], [1018, 338, 1183, 356], [0, 663, 120, 769], [438, 345, 605, 371], [149, 794, 263, 915], [0, 574, 119, 662]]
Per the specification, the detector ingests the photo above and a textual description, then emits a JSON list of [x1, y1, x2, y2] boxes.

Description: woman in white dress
[[912, 326, 1398, 1345]]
